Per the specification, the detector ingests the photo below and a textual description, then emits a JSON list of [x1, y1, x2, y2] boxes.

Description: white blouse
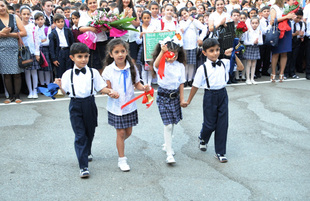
[[243, 27, 263, 46], [209, 11, 230, 27], [22, 23, 36, 55], [102, 61, 140, 116], [78, 11, 108, 42], [271, 4, 284, 19], [179, 19, 208, 49], [154, 60, 186, 90]]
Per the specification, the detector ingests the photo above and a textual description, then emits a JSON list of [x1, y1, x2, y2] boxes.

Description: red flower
[[294, 1, 299, 6]]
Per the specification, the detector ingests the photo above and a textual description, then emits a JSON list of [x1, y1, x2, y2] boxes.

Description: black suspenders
[[203, 61, 226, 90], [70, 68, 94, 98]]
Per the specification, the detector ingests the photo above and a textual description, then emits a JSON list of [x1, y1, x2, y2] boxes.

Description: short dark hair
[[70, 43, 90, 55], [8, 5, 14, 11], [260, 6, 270, 12], [231, 9, 240, 16], [63, 6, 70, 11], [202, 38, 220, 51], [34, 12, 45, 20], [189, 6, 197, 11], [296, 9, 303, 16], [61, 0, 70, 7], [54, 6, 64, 13], [12, 4, 21, 10], [42, 0, 53, 6], [53, 13, 65, 22]]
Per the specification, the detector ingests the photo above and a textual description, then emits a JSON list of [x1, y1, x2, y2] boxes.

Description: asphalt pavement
[[0, 78, 310, 201]]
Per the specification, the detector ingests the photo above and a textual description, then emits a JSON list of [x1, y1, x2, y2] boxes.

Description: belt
[[204, 87, 225, 92], [60, 47, 69, 50], [158, 91, 179, 99]]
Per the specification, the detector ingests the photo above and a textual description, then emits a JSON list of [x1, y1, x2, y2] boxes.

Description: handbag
[[39, 51, 48, 67], [17, 33, 33, 69], [265, 18, 280, 47]]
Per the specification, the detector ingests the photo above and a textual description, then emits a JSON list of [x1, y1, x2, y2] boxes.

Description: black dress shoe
[[184, 81, 188, 87], [188, 80, 193, 87]]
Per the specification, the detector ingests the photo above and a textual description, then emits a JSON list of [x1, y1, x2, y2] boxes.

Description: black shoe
[[184, 81, 188, 87], [198, 137, 207, 152], [231, 78, 238, 84], [241, 78, 246, 81], [188, 80, 193, 87], [88, 154, 93, 162], [80, 167, 90, 178], [306, 75, 310, 80], [214, 154, 228, 163]]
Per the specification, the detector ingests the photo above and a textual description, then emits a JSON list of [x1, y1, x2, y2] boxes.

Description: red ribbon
[[121, 88, 154, 109], [158, 51, 175, 79]]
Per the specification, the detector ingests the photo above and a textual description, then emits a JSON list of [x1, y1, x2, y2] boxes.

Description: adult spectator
[[0, 0, 27, 103]]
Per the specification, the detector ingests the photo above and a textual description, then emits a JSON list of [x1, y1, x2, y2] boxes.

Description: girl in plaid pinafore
[[152, 37, 187, 164], [102, 39, 151, 172]]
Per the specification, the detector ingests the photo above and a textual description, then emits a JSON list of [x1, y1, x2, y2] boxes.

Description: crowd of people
[[1, 0, 310, 104], [1, 0, 310, 177]]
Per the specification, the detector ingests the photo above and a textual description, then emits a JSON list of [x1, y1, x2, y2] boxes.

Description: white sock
[[164, 124, 174, 156], [25, 70, 33, 95], [31, 70, 38, 94]]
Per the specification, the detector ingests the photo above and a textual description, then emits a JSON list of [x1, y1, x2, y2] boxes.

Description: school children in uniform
[[243, 16, 263, 85], [54, 43, 118, 178], [34, 12, 53, 88], [186, 38, 231, 163], [49, 13, 74, 78], [179, 7, 208, 87], [70, 11, 82, 42], [152, 36, 187, 164], [136, 11, 158, 86], [20, 6, 40, 99], [102, 39, 151, 172], [285, 9, 304, 79], [257, 6, 271, 77]]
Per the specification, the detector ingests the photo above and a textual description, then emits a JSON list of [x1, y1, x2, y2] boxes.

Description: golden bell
[[54, 89, 65, 98], [146, 94, 154, 103]]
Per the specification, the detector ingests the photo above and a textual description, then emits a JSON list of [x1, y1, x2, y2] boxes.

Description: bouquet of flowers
[[235, 21, 248, 39], [78, 10, 138, 49], [88, 10, 138, 36], [278, 1, 300, 38]]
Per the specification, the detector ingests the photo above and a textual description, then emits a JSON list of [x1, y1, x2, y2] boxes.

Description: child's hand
[[143, 85, 151, 92], [180, 101, 188, 108], [254, 38, 258, 44], [224, 48, 233, 56], [295, 30, 300, 36], [53, 60, 60, 67], [108, 89, 119, 99], [140, 32, 144, 38], [36, 55, 40, 62], [161, 44, 168, 53], [189, 16, 194, 21], [300, 30, 304, 36], [41, 38, 47, 43], [220, 17, 226, 25], [54, 78, 62, 88], [197, 39, 203, 46]]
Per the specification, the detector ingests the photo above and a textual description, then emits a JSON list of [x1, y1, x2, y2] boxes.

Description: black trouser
[[285, 39, 301, 77], [200, 88, 228, 155], [89, 41, 108, 70], [69, 96, 98, 169], [56, 48, 72, 78], [256, 37, 271, 75]]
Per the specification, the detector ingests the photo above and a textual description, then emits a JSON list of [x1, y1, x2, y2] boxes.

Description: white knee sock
[[31, 70, 38, 94], [25, 70, 33, 95], [38, 71, 44, 85], [45, 71, 51, 85], [164, 124, 174, 156], [187, 64, 195, 81]]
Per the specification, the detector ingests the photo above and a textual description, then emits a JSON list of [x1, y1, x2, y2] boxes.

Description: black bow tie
[[75, 68, 86, 75], [212, 60, 222, 67]]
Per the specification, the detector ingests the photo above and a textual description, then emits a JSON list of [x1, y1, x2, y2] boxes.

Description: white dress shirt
[[179, 19, 208, 50], [55, 27, 68, 47], [260, 17, 270, 35], [193, 59, 230, 90], [34, 25, 51, 55], [136, 24, 159, 45], [303, 4, 310, 37], [161, 17, 179, 31], [61, 65, 107, 98], [154, 60, 186, 90], [290, 20, 305, 38], [102, 61, 140, 116]]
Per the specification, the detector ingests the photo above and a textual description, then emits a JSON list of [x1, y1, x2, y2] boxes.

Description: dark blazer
[[49, 27, 74, 62]]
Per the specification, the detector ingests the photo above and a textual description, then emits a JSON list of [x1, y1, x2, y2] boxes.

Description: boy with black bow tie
[[186, 38, 236, 163], [55, 43, 119, 178]]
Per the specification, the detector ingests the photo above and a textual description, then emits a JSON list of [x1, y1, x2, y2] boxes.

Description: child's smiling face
[[203, 45, 220, 62]]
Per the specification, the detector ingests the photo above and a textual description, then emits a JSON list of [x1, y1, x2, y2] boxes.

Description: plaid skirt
[[108, 110, 138, 129], [25, 54, 41, 70], [186, 48, 197, 65], [156, 87, 182, 125], [39, 46, 53, 71], [243, 45, 260, 60]]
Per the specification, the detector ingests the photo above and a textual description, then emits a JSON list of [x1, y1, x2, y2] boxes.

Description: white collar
[[111, 61, 131, 71], [56, 27, 63, 32], [73, 64, 88, 70]]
